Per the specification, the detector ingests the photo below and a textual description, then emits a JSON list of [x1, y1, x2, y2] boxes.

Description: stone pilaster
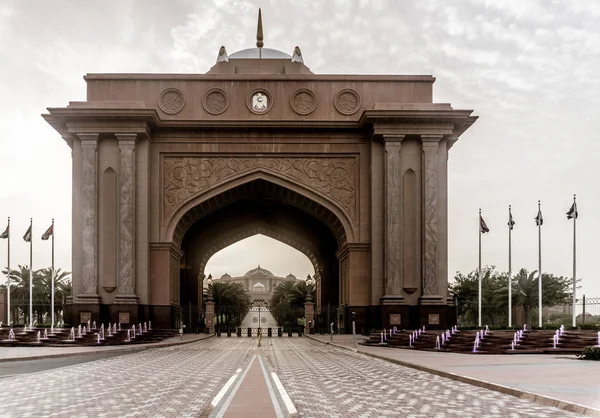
[[115, 134, 138, 304], [381, 134, 405, 305], [304, 302, 314, 335], [420, 135, 443, 303], [78, 133, 100, 302]]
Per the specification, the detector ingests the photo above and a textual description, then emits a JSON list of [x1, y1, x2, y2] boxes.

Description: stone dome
[[220, 273, 232, 279], [285, 274, 297, 280], [229, 47, 291, 60], [245, 265, 274, 277]]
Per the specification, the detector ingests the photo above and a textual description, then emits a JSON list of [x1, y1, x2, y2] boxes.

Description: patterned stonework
[[118, 137, 136, 296], [163, 157, 357, 222], [334, 89, 361, 115], [290, 89, 317, 115], [390, 314, 401, 325], [80, 135, 98, 296], [203, 88, 229, 115], [118, 312, 130, 324], [159, 88, 185, 115], [80, 312, 91, 324], [422, 137, 441, 296], [384, 138, 404, 297], [428, 313, 440, 325]]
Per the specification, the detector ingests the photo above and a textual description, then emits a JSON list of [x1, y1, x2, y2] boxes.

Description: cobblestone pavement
[[0, 337, 256, 418], [264, 338, 584, 418], [1, 337, 586, 417]]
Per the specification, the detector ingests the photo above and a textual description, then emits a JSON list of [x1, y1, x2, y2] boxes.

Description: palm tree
[[211, 282, 251, 327], [270, 280, 307, 328]]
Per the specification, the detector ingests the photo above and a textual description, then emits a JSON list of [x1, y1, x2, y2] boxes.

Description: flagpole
[[6, 217, 10, 326], [51, 218, 55, 327], [29, 218, 33, 328], [478, 209, 482, 328], [538, 201, 542, 328], [572, 194, 577, 328], [508, 206, 512, 328]]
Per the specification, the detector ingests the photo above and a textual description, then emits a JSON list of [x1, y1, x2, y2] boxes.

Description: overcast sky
[[0, 0, 598, 296]]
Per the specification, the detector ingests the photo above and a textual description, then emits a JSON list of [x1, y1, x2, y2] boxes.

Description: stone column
[[115, 134, 138, 304], [381, 134, 405, 304], [420, 135, 443, 303], [78, 133, 100, 302]]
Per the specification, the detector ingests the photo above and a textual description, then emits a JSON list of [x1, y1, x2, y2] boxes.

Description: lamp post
[[205, 275, 215, 335], [305, 275, 315, 335]]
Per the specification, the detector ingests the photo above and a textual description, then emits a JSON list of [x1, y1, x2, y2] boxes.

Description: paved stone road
[[0, 337, 585, 417]]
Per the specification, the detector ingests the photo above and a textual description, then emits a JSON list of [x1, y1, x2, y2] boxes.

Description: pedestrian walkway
[[0, 333, 211, 362], [308, 334, 600, 416]]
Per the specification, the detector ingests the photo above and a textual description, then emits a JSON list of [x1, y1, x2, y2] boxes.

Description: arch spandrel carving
[[164, 170, 356, 246], [162, 156, 358, 225]]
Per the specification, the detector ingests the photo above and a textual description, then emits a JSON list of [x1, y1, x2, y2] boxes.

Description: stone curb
[[306, 335, 600, 417], [0, 334, 214, 363]]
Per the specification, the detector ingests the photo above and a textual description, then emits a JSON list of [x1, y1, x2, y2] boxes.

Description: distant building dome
[[229, 47, 292, 60], [245, 265, 274, 277], [285, 274, 297, 280], [220, 273, 232, 279]]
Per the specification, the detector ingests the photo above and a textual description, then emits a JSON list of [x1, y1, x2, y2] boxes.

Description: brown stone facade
[[43, 48, 476, 332]]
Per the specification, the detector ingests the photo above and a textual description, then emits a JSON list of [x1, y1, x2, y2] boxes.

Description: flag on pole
[[535, 208, 543, 226], [567, 201, 578, 219], [508, 212, 515, 230], [0, 223, 8, 239], [479, 215, 489, 233], [41, 224, 53, 240], [23, 225, 32, 242]]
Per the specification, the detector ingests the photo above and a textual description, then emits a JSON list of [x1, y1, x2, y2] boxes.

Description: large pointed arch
[[164, 170, 355, 248]]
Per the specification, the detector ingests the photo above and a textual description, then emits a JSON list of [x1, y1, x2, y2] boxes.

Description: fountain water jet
[[435, 335, 441, 350], [8, 328, 15, 341], [92, 321, 96, 330], [69, 327, 75, 341], [43, 329, 48, 339], [149, 321, 152, 331], [126, 329, 131, 342], [138, 323, 143, 336], [144, 322, 147, 333]]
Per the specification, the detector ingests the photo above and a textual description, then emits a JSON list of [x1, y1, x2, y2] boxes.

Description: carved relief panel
[[162, 157, 358, 225]]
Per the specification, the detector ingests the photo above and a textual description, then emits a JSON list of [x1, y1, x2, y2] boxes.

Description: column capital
[[420, 134, 443, 145], [116, 133, 137, 145], [77, 133, 99, 144], [383, 134, 405, 143]]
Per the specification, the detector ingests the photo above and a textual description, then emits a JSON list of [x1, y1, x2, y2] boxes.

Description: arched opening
[[170, 177, 349, 333]]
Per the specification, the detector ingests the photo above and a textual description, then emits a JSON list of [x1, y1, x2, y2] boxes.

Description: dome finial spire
[[256, 8, 264, 49]]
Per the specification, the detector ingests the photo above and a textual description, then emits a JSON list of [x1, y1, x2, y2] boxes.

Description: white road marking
[[258, 355, 284, 418], [210, 367, 242, 407], [271, 371, 298, 416], [212, 355, 256, 418]]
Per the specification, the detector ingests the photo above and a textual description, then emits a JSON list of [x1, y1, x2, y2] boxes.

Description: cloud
[[0, 0, 598, 300]]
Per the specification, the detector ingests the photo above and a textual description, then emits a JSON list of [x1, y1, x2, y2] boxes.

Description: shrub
[[579, 346, 600, 360]]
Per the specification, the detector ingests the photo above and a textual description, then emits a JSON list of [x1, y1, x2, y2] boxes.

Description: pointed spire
[[256, 8, 264, 48], [291, 46, 303, 63], [216, 46, 228, 63]]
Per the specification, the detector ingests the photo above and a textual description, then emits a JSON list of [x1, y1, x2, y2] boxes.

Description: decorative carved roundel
[[334, 88, 361, 115], [290, 88, 317, 115], [158, 88, 185, 115], [203, 88, 229, 115], [246, 88, 273, 114]]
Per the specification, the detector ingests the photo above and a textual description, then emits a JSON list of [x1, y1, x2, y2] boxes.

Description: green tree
[[1, 266, 71, 324], [510, 268, 571, 326], [211, 282, 251, 328], [449, 266, 507, 326], [269, 280, 307, 328]]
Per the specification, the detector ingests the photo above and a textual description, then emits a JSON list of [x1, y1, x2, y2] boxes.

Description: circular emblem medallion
[[290, 88, 317, 115], [158, 88, 185, 115], [246, 89, 273, 114], [334, 88, 361, 115], [203, 88, 229, 115]]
